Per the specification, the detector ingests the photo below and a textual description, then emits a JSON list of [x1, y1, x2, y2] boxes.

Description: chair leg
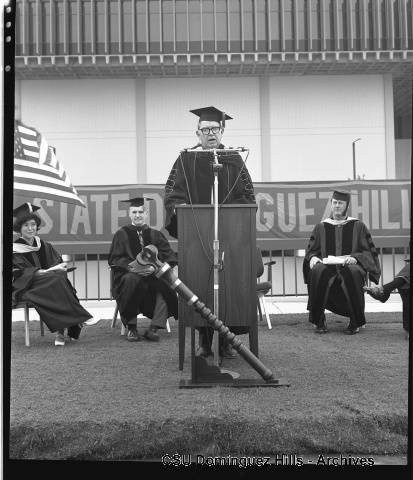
[[40, 319, 45, 336], [257, 295, 263, 322], [111, 304, 118, 328], [24, 305, 30, 347], [120, 323, 126, 336], [259, 293, 272, 330]]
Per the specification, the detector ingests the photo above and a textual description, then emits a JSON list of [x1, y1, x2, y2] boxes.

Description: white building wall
[[268, 75, 388, 181], [19, 79, 138, 186], [18, 74, 391, 186]]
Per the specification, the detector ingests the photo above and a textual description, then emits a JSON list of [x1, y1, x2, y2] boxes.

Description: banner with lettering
[[13, 180, 410, 247]]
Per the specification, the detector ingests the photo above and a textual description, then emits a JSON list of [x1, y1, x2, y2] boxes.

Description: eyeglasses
[[198, 126, 222, 135]]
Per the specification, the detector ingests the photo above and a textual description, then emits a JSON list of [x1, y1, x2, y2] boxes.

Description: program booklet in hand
[[322, 255, 349, 265]]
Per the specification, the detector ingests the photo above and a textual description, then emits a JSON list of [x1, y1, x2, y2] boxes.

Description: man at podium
[[164, 106, 255, 239], [164, 106, 256, 359]]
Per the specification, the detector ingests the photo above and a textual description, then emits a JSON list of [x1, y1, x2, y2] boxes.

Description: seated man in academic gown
[[303, 190, 381, 335], [108, 197, 178, 342], [163, 106, 256, 358]]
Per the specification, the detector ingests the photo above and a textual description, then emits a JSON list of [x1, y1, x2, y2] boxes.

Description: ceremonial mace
[[136, 245, 289, 388]]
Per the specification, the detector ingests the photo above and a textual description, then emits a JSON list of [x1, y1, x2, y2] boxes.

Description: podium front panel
[[177, 204, 257, 328]]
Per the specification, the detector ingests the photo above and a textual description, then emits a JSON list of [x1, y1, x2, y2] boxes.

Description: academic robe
[[108, 224, 178, 323], [396, 260, 410, 332], [303, 218, 381, 328], [164, 145, 255, 238], [395, 261, 410, 287], [12, 238, 92, 332]]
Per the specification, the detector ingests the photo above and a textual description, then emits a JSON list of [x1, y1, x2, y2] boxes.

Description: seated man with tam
[[303, 190, 381, 335], [164, 106, 256, 358], [108, 197, 178, 342]]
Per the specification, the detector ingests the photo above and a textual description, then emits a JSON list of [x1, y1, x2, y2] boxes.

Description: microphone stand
[[211, 148, 223, 365]]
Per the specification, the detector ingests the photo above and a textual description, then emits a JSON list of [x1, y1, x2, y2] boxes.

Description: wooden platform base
[[180, 356, 290, 388], [179, 378, 290, 389]]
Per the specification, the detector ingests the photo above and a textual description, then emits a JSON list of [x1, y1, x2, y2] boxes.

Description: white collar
[[13, 236, 41, 253], [322, 217, 357, 226]]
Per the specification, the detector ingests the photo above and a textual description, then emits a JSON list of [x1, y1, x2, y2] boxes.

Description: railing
[[63, 241, 410, 300], [15, 0, 413, 57]]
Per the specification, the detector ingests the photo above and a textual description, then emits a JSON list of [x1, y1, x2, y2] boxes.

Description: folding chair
[[256, 260, 276, 330], [13, 301, 45, 347]]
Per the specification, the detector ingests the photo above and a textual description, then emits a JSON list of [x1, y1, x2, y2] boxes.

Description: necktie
[[137, 229, 144, 250]]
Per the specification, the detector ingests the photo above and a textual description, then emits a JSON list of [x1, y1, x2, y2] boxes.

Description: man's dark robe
[[108, 225, 178, 324], [396, 260, 410, 332], [12, 238, 92, 332], [164, 145, 255, 238], [303, 218, 381, 328]]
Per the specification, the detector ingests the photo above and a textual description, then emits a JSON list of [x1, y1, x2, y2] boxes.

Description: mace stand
[[136, 245, 290, 389]]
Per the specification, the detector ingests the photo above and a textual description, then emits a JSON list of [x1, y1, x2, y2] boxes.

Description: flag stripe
[[15, 158, 71, 180], [14, 170, 74, 189], [14, 182, 84, 201], [14, 162, 63, 180], [14, 175, 77, 193], [23, 149, 40, 158], [20, 138, 38, 148], [18, 125, 37, 136]]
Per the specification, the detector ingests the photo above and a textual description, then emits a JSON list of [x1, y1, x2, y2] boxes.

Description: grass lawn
[[7, 311, 409, 461]]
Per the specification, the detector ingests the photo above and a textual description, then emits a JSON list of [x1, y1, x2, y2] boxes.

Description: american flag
[[14, 120, 85, 207]]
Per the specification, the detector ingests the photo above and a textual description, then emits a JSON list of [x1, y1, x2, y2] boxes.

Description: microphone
[[202, 147, 249, 153], [226, 146, 249, 152], [180, 146, 249, 153]]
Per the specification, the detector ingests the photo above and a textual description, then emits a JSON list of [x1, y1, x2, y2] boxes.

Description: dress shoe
[[144, 327, 160, 342], [363, 286, 390, 303], [83, 317, 102, 326], [127, 327, 142, 342], [67, 324, 82, 340], [315, 317, 328, 334], [220, 344, 238, 359], [343, 325, 360, 335], [54, 331, 65, 346]]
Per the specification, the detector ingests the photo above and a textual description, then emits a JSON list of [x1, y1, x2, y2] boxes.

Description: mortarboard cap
[[332, 190, 351, 203], [190, 106, 233, 127], [121, 197, 154, 207], [13, 202, 41, 218]]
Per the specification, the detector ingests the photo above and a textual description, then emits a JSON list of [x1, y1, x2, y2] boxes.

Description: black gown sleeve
[[108, 229, 134, 271], [164, 156, 189, 238], [303, 223, 322, 284]]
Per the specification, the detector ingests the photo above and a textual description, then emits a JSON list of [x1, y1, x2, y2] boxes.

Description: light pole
[[352, 138, 361, 180]]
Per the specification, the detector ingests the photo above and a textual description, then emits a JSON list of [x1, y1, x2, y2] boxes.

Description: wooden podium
[[176, 204, 258, 375]]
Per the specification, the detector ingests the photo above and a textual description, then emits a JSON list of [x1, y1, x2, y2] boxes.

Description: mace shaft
[[146, 250, 275, 383]]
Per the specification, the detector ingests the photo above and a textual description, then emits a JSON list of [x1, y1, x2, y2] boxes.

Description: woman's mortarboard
[[190, 106, 233, 127], [13, 202, 41, 218]]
